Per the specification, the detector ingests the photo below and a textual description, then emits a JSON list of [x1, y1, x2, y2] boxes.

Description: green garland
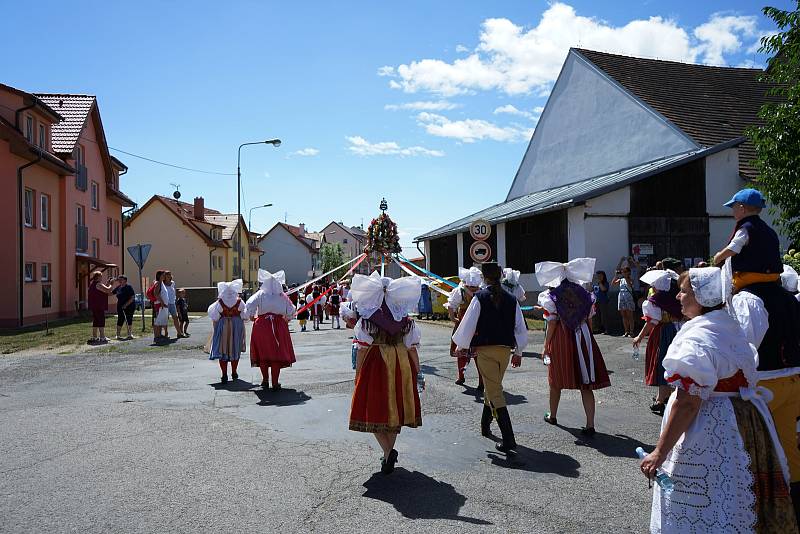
[[364, 213, 402, 254]]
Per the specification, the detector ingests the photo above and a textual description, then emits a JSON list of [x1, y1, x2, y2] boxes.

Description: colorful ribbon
[[294, 253, 368, 317], [287, 253, 366, 295], [391, 256, 452, 297], [396, 254, 459, 288]]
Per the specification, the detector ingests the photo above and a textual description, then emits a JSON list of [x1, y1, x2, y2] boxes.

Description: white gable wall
[[585, 187, 631, 285], [506, 51, 698, 201], [258, 226, 314, 285]]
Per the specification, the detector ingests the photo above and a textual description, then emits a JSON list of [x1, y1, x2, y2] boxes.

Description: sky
[[2, 0, 790, 255]]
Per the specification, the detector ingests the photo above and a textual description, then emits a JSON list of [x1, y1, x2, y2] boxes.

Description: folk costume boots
[[494, 407, 517, 453], [481, 405, 494, 437]]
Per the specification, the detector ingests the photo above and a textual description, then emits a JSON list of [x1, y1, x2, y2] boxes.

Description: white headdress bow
[[257, 269, 286, 295], [458, 266, 483, 288], [781, 264, 798, 293], [502, 268, 521, 286], [639, 269, 679, 291], [349, 271, 421, 321], [535, 258, 596, 288], [689, 267, 724, 307], [217, 279, 243, 307]]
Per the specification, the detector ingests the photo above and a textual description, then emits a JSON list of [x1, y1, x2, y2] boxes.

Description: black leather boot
[[481, 405, 494, 437], [790, 481, 800, 528], [494, 407, 517, 452]]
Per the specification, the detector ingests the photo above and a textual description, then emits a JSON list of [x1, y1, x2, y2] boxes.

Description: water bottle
[[542, 354, 551, 366], [635, 447, 675, 494], [417, 372, 426, 394], [632, 345, 640, 361]]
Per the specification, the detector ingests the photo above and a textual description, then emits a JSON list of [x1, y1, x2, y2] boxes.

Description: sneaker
[[126, 335, 134, 340], [116, 336, 126, 341]]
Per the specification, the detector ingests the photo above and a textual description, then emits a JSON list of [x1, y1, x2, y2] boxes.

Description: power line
[[108, 146, 236, 176]]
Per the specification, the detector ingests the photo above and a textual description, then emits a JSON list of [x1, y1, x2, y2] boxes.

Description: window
[[343, 238, 348, 244], [38, 124, 46, 148], [113, 220, 119, 246], [106, 217, 113, 244], [24, 262, 35, 282], [91, 181, 99, 209], [40, 194, 49, 230], [41, 263, 50, 281], [91, 238, 98, 258], [76, 204, 85, 226], [24, 188, 34, 227], [25, 116, 33, 142]]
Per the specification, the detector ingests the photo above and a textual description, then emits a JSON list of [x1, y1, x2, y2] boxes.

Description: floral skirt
[[349, 343, 421, 433]]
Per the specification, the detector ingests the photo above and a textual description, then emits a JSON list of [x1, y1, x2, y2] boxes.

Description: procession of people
[[194, 187, 800, 533]]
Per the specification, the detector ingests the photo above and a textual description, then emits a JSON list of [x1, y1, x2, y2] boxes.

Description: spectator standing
[[162, 271, 185, 338], [592, 271, 609, 334], [176, 288, 190, 337], [613, 265, 636, 337], [113, 275, 136, 340], [87, 271, 113, 344]]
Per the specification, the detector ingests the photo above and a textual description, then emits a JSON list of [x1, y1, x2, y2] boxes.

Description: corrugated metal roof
[[415, 140, 743, 242], [34, 94, 95, 155]]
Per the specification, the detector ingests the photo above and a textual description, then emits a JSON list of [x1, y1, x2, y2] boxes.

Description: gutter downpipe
[[17, 149, 43, 327], [209, 247, 217, 286], [415, 241, 427, 266]]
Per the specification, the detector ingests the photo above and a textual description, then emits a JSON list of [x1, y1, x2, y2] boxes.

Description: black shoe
[[544, 412, 558, 425], [231, 372, 238, 381], [221, 375, 228, 384], [455, 377, 465, 385], [480, 405, 494, 438], [272, 383, 282, 392], [381, 449, 398, 474], [650, 402, 666, 416], [261, 381, 269, 389], [495, 407, 517, 452], [580, 426, 596, 437], [476, 383, 484, 394]]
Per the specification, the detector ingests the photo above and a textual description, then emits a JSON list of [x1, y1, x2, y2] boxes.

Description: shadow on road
[[561, 427, 652, 458], [487, 445, 580, 477], [362, 468, 492, 525], [253, 388, 311, 407], [460, 387, 527, 407], [209, 379, 257, 392], [419, 363, 446, 380]]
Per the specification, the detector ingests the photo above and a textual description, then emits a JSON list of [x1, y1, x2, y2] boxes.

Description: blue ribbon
[[396, 254, 458, 288]]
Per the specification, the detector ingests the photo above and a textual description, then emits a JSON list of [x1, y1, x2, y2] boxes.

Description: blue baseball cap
[[723, 188, 766, 208]]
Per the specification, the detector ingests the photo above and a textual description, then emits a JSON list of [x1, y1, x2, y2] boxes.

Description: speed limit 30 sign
[[470, 219, 491, 241]]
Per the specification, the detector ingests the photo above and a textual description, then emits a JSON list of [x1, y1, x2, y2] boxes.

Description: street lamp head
[[265, 139, 281, 147]]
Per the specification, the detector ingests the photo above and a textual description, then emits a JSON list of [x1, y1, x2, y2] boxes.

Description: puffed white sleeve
[[726, 227, 749, 253], [238, 299, 247, 316], [537, 290, 558, 321], [662, 340, 718, 399], [245, 292, 260, 318], [451, 297, 481, 349], [283, 294, 296, 317], [207, 301, 221, 322], [514, 284, 526, 303], [339, 301, 356, 321], [641, 300, 662, 324], [732, 292, 769, 348], [353, 318, 374, 347], [513, 304, 528, 356], [445, 287, 462, 310], [403, 321, 421, 348]]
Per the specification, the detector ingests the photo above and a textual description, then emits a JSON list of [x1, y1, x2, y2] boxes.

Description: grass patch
[[0, 314, 156, 354], [525, 318, 546, 331]]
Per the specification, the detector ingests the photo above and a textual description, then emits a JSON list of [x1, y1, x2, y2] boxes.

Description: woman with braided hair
[[453, 262, 528, 453]]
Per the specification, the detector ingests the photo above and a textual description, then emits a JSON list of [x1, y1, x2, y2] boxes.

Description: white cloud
[[694, 14, 757, 65], [493, 104, 542, 120], [385, 3, 766, 96], [455, 44, 469, 53], [416, 112, 532, 143], [345, 136, 444, 157], [385, 100, 459, 111], [290, 148, 320, 157], [377, 66, 396, 77]]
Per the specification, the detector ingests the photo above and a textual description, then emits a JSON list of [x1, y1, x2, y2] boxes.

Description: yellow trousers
[[759, 374, 800, 482], [475, 346, 512, 409]]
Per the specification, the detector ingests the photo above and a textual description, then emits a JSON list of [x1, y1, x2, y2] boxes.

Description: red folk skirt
[[645, 321, 677, 386], [250, 313, 296, 368], [548, 320, 611, 390], [349, 343, 422, 434]]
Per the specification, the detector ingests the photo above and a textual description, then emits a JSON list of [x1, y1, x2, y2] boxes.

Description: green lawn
[[0, 314, 155, 354]]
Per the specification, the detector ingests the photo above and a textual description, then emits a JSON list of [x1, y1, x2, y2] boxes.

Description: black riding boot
[[791, 481, 800, 528], [481, 405, 494, 437], [494, 406, 517, 452]]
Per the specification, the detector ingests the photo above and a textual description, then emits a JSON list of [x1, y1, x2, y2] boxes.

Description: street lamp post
[[248, 203, 273, 232], [237, 139, 280, 288]]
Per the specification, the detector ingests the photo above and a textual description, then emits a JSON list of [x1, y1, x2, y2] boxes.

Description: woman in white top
[[640, 267, 796, 533], [247, 270, 296, 391]]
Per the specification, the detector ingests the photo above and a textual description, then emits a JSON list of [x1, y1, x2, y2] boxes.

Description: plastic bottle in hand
[[542, 354, 551, 366], [632, 345, 640, 361], [417, 372, 426, 394], [635, 447, 675, 494]]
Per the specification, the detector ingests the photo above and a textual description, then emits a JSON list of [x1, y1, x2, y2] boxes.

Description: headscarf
[[689, 267, 724, 307], [639, 269, 678, 291], [217, 279, 243, 307], [258, 269, 286, 296], [535, 258, 596, 288], [458, 266, 483, 288]]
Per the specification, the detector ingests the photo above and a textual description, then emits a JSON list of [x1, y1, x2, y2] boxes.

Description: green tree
[[320, 243, 346, 279], [749, 1, 800, 243]]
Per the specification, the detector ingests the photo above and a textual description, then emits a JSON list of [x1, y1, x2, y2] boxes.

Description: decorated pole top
[[379, 197, 388, 213], [364, 198, 401, 255]]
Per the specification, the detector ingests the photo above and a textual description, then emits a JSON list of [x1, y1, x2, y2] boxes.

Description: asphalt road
[[0, 316, 660, 533]]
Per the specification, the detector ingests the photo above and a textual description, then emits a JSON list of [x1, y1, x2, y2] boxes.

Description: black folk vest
[[730, 215, 782, 274], [472, 287, 517, 348]]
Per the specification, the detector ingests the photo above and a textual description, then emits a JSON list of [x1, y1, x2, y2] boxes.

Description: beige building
[[123, 195, 262, 289], [320, 221, 368, 274]]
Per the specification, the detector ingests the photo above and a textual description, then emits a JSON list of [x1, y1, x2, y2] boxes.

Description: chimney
[[193, 197, 204, 220], [299, 223, 306, 235]]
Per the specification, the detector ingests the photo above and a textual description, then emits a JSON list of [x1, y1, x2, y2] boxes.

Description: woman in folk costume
[[501, 267, 526, 303], [537, 258, 611, 436], [447, 266, 484, 389], [453, 262, 528, 452], [329, 288, 342, 329], [640, 267, 796, 533], [207, 279, 247, 384], [247, 270, 296, 391], [633, 269, 682, 416], [349, 272, 422, 474]]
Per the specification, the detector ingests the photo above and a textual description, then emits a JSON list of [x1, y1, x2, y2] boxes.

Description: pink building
[[0, 83, 134, 327]]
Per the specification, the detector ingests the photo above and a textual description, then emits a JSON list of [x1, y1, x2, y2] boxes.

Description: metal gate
[[628, 216, 709, 265]]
